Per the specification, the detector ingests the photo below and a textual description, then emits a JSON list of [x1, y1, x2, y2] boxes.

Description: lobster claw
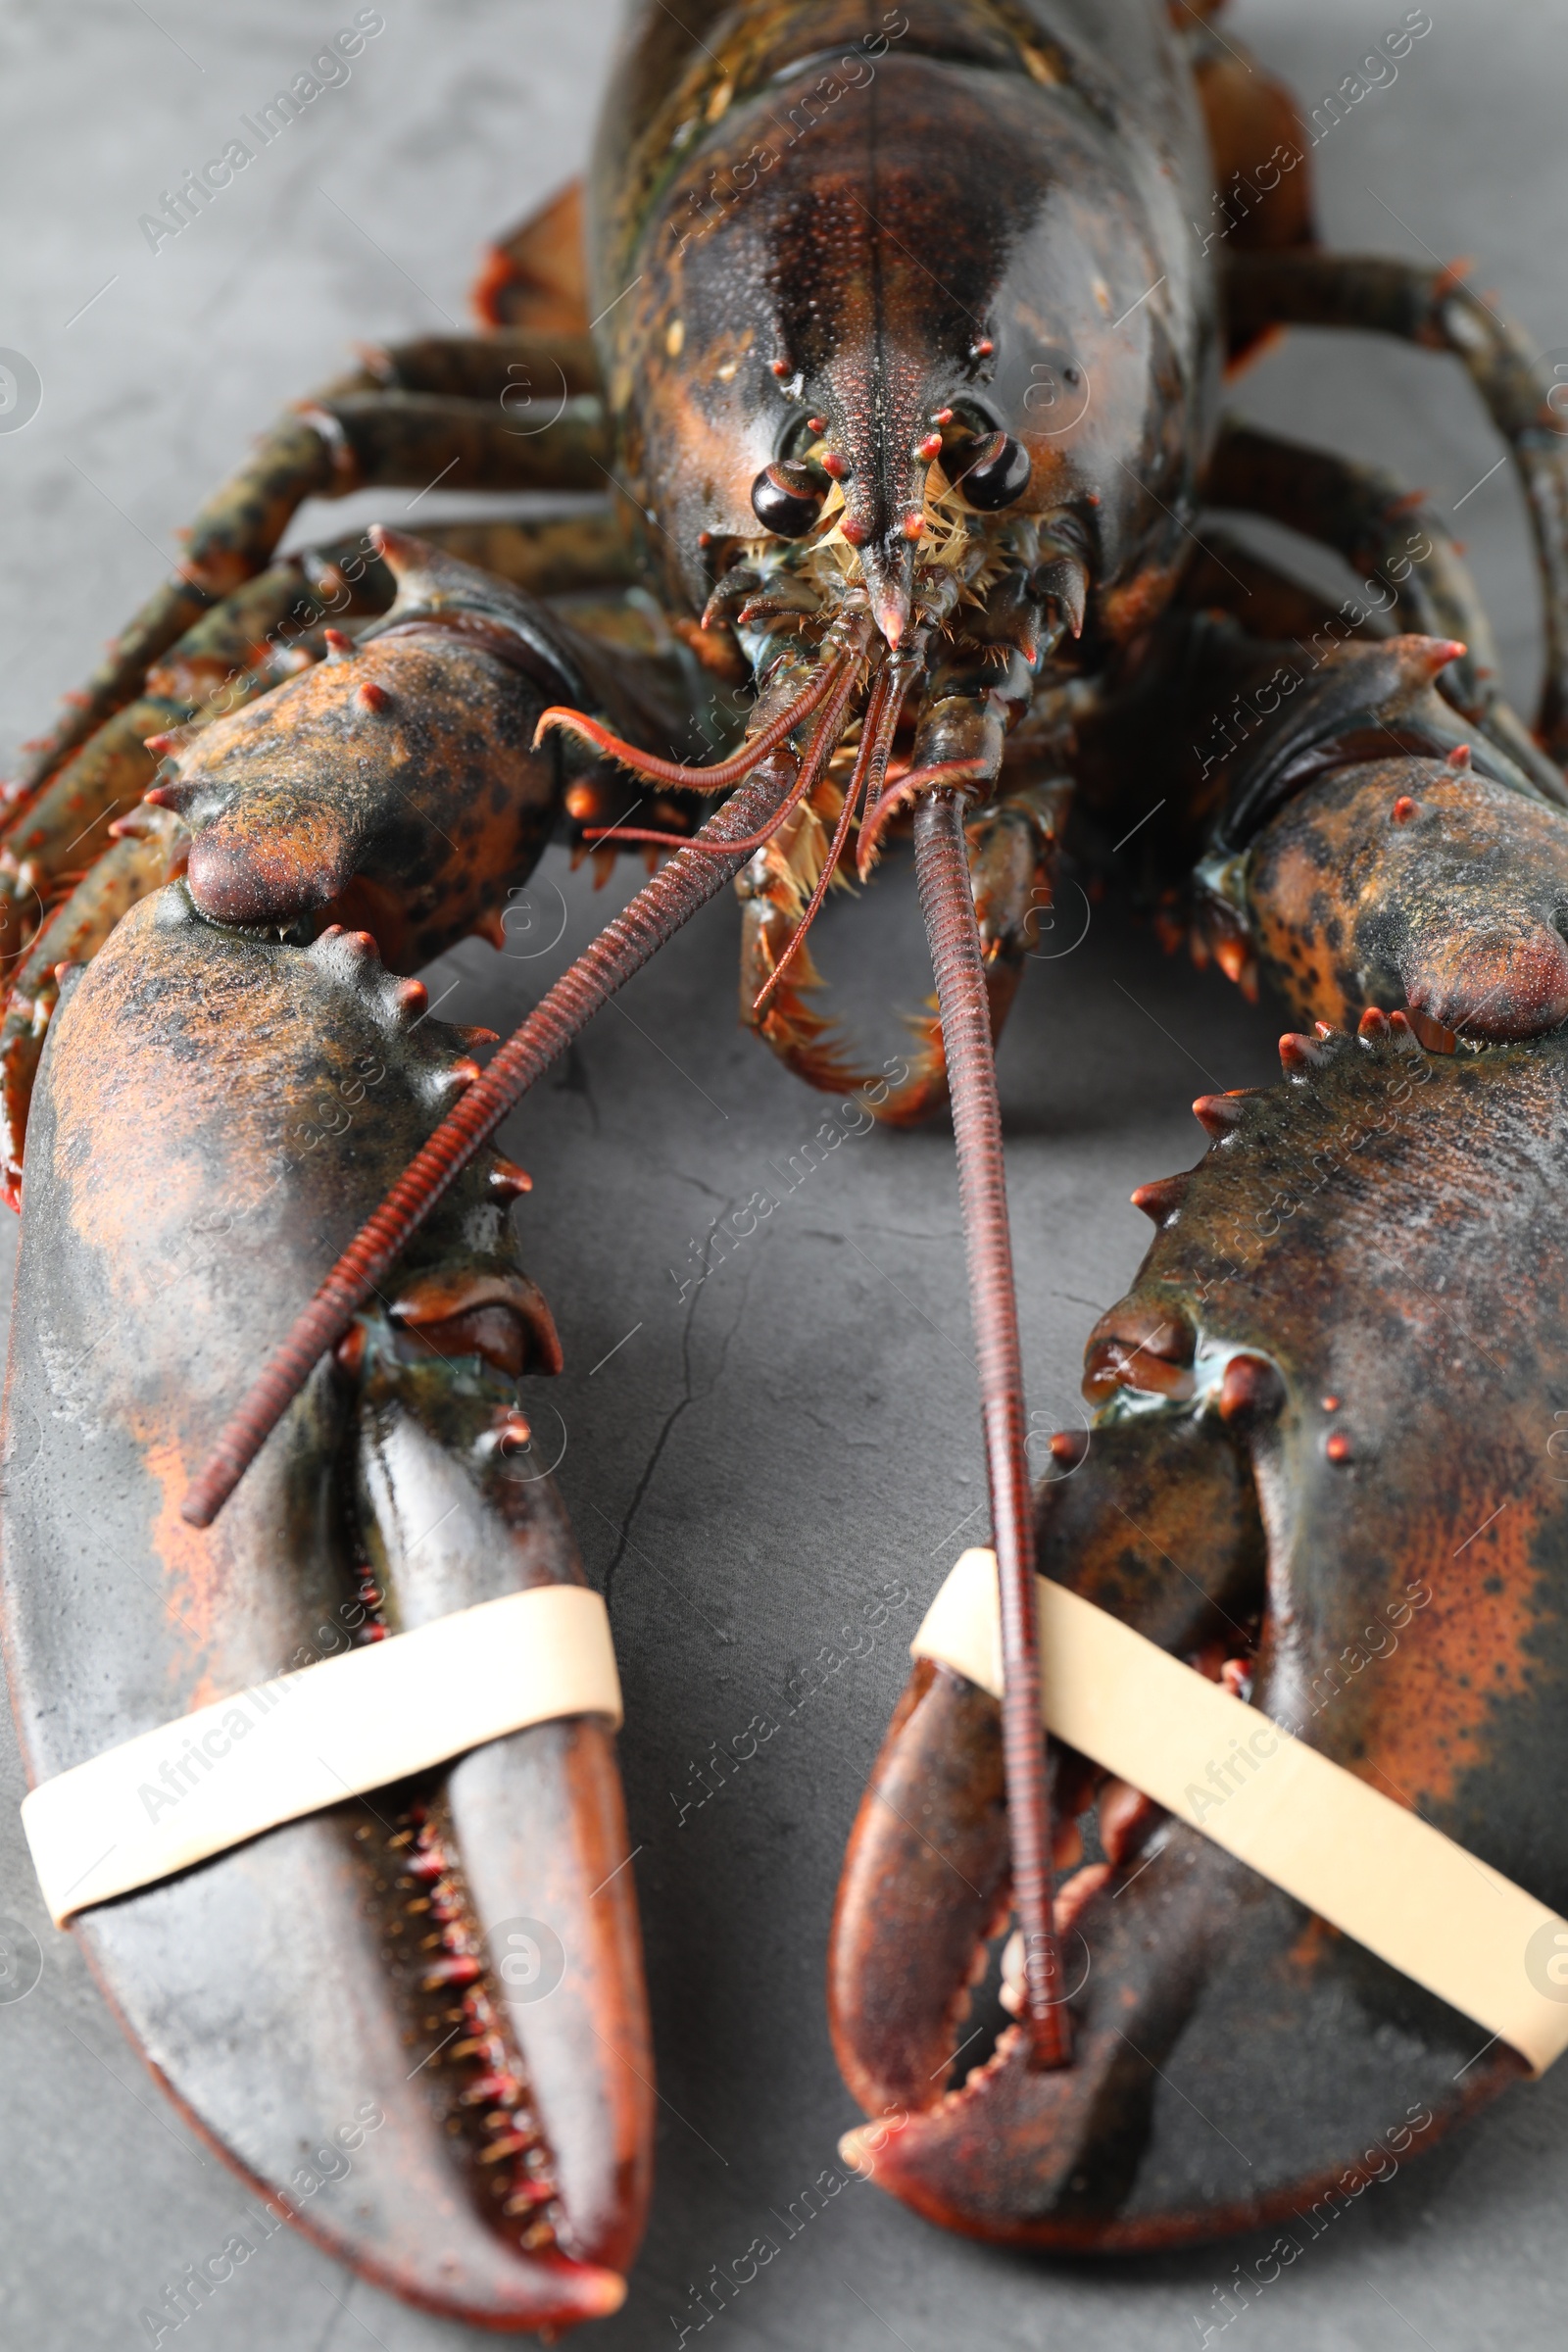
[[831, 1413, 1524, 2244], [830, 1415, 1324, 2246], [1, 890, 653, 2328], [831, 1017, 1568, 2245]]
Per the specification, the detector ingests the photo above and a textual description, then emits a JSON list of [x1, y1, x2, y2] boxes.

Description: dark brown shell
[[832, 1019, 1568, 2244]]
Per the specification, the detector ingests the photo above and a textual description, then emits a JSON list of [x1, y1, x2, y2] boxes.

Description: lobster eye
[[751, 459, 829, 537], [952, 430, 1032, 511]]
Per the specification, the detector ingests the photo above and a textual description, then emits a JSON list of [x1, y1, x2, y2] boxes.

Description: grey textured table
[[2, 4, 1567, 2346]]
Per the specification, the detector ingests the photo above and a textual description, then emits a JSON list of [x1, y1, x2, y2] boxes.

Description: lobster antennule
[[532, 651, 847, 792], [584, 651, 865, 858]]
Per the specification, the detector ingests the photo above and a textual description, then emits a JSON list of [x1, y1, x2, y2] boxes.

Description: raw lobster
[[6, 0, 1568, 2326]]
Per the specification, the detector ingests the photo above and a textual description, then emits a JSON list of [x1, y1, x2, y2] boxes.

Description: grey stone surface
[[1, 3, 1566, 2346]]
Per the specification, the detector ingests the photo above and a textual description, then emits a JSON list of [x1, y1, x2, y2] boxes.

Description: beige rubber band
[[22, 1585, 621, 1928], [913, 1549, 1568, 2075]]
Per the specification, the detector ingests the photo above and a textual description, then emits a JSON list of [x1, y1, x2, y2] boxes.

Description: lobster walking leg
[[1225, 248, 1568, 753], [361, 328, 600, 401], [293, 388, 608, 510], [1206, 422, 1564, 802], [414, 511, 637, 598], [17, 361, 610, 799]]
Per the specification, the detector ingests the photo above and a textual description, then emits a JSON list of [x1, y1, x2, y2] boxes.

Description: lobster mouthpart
[[832, 1015, 1568, 2246]]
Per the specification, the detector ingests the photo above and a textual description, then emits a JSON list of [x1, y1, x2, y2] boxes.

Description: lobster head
[[594, 3, 1219, 651], [559, 5, 1225, 1113], [831, 1013, 1568, 2246]]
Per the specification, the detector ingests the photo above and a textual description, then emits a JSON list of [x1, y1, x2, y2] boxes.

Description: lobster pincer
[[832, 1009, 1568, 2246], [1, 886, 653, 2328]]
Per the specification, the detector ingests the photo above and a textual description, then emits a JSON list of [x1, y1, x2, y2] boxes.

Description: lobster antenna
[[858, 755, 991, 879], [911, 787, 1072, 2071], [180, 640, 864, 1530]]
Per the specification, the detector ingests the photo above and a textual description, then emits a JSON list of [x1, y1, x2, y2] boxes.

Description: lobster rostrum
[[9, 0, 1568, 2326]]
